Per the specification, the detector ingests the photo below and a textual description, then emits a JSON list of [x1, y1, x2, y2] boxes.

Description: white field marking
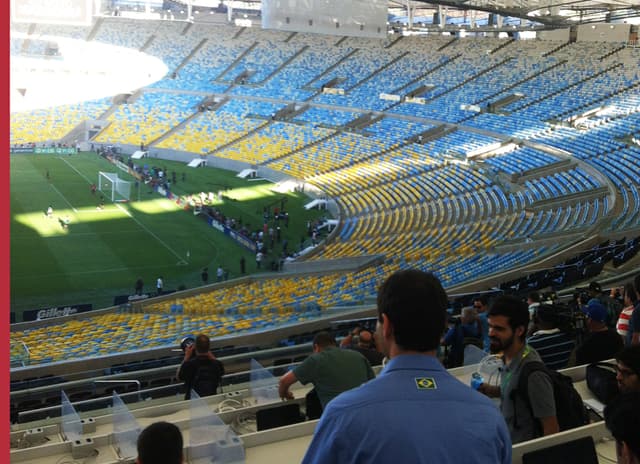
[[58, 157, 182, 261], [59, 156, 94, 184], [115, 202, 186, 263], [13, 265, 169, 279], [49, 183, 78, 213], [60, 156, 197, 263], [115, 202, 133, 218]]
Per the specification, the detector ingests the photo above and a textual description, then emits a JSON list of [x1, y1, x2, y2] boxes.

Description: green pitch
[[10, 152, 328, 320]]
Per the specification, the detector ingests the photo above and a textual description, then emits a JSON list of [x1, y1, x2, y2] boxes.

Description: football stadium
[[9, 0, 640, 462]]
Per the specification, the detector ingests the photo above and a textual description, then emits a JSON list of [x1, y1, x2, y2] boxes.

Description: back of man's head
[[358, 330, 373, 348], [195, 334, 210, 354], [137, 421, 183, 464], [313, 331, 337, 350], [488, 295, 529, 341], [461, 306, 476, 324], [377, 269, 448, 352], [589, 281, 602, 296], [473, 295, 489, 310], [527, 291, 541, 304], [535, 304, 559, 329], [604, 391, 640, 463]]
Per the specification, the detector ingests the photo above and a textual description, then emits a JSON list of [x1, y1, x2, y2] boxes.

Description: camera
[[180, 336, 195, 352], [573, 289, 590, 305]]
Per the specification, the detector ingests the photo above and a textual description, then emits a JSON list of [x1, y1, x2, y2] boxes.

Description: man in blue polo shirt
[[301, 269, 511, 464]]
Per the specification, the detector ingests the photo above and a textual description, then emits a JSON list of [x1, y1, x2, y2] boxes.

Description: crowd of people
[[132, 268, 640, 463]]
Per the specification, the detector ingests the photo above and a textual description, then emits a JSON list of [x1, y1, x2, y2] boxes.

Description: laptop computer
[[255, 403, 304, 431]]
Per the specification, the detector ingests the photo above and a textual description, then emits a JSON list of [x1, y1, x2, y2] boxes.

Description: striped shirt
[[616, 305, 635, 339], [526, 329, 575, 370]]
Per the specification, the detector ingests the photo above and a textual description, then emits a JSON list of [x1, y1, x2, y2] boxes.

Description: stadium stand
[[9, 18, 640, 458]]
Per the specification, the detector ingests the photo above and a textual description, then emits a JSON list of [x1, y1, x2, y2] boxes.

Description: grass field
[[10, 152, 328, 320]]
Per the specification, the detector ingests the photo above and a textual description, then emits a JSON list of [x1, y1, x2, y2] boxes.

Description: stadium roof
[[392, 0, 640, 28]]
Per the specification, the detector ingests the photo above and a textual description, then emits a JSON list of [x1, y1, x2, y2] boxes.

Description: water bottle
[[470, 372, 484, 390]]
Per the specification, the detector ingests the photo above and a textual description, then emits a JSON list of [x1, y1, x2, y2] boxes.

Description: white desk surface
[[10, 361, 616, 464]]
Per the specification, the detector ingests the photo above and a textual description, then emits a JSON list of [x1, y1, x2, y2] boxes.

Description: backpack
[[586, 362, 619, 405], [187, 359, 221, 399], [513, 360, 589, 435]]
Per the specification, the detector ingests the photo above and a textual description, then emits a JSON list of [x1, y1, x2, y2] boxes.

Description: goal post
[[98, 171, 131, 202]]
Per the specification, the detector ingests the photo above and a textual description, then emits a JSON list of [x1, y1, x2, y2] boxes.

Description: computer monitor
[[522, 436, 598, 464], [255, 403, 304, 431]]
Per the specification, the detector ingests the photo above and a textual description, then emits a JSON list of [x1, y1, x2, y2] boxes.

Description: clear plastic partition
[[60, 390, 82, 442], [249, 359, 279, 405], [463, 345, 487, 366], [188, 391, 245, 464], [112, 391, 140, 460]]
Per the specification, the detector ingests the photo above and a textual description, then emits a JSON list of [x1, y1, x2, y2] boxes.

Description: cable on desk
[[215, 398, 251, 413], [232, 412, 257, 435]]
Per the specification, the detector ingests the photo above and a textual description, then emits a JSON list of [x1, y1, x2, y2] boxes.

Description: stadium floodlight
[[98, 171, 131, 203]]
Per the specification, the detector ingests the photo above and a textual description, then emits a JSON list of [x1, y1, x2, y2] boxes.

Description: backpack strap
[[510, 360, 546, 431]]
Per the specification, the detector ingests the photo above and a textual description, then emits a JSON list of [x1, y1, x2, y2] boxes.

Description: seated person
[[443, 306, 481, 368], [136, 421, 183, 464], [616, 345, 640, 394], [603, 391, 640, 464], [527, 304, 575, 370], [570, 300, 623, 366]]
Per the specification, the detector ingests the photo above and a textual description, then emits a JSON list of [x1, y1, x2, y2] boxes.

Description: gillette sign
[[23, 303, 93, 322]]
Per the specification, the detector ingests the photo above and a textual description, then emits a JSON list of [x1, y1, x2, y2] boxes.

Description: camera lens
[[180, 336, 195, 351]]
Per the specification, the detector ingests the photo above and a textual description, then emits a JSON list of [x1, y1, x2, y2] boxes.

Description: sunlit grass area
[[10, 152, 329, 319]]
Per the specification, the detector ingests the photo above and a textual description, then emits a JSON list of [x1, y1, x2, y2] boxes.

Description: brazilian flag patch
[[415, 377, 437, 390]]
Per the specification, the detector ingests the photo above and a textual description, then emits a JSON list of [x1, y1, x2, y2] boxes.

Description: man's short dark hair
[[195, 334, 210, 354], [634, 274, 640, 295], [376, 269, 448, 352], [473, 294, 489, 306], [527, 291, 541, 303], [535, 304, 558, 326], [313, 331, 337, 349], [624, 282, 638, 305], [604, 391, 640, 460], [488, 295, 529, 341], [137, 421, 183, 464], [589, 281, 602, 294], [616, 345, 640, 377]]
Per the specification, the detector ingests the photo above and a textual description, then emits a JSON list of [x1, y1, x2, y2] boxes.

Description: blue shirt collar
[[380, 354, 445, 375]]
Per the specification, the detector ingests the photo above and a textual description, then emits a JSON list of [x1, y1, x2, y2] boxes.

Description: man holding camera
[[177, 334, 225, 400]]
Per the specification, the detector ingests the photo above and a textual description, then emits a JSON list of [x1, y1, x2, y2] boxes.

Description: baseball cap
[[589, 281, 602, 293], [583, 300, 607, 323]]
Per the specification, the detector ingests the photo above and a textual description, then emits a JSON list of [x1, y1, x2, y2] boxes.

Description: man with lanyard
[[477, 294, 559, 444]]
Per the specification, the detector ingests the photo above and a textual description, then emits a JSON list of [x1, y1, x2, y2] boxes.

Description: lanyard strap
[[500, 346, 531, 397]]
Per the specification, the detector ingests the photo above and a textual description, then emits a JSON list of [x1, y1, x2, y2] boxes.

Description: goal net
[[98, 171, 131, 202]]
